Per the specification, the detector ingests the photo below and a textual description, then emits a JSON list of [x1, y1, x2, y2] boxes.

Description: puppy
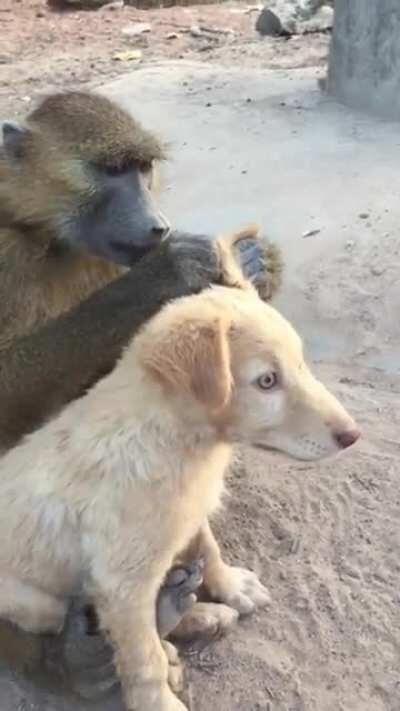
[[0, 229, 360, 711]]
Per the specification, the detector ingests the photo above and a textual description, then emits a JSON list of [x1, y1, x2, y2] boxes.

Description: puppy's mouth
[[253, 443, 289, 461], [254, 442, 323, 463]]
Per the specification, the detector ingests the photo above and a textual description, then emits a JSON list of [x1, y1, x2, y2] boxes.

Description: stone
[[47, 0, 114, 9], [121, 22, 151, 36], [256, 8, 285, 36], [298, 4, 333, 33], [256, 0, 334, 36]]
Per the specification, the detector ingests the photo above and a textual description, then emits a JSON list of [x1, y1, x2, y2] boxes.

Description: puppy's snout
[[334, 427, 361, 450]]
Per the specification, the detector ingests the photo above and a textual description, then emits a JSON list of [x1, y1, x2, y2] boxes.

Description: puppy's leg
[[162, 639, 184, 694], [0, 576, 67, 634], [82, 561, 202, 639], [95, 582, 187, 711], [198, 521, 271, 615]]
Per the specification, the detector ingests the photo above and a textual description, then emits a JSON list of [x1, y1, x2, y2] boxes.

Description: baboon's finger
[[218, 222, 260, 250]]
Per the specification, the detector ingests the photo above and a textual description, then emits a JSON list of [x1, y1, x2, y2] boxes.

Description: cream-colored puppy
[[0, 232, 359, 711]]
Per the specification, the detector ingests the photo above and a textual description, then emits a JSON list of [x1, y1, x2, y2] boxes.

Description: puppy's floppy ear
[[141, 315, 232, 411]]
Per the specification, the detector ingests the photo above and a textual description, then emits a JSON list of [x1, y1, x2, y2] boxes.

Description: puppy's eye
[[256, 372, 278, 391]]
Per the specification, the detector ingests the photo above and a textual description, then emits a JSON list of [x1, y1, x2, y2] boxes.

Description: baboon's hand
[[157, 561, 204, 639], [234, 237, 283, 302], [167, 231, 222, 292], [167, 230, 283, 302]]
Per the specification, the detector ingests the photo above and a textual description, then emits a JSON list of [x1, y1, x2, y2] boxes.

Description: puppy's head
[[137, 291, 359, 462]]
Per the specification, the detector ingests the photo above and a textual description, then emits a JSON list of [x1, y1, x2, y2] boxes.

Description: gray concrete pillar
[[328, 0, 400, 119]]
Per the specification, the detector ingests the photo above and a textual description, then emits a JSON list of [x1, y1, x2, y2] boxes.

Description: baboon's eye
[[138, 160, 152, 174], [255, 372, 278, 391], [103, 164, 128, 177]]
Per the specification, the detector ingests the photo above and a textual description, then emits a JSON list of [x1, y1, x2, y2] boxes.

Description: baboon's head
[[0, 91, 169, 266]]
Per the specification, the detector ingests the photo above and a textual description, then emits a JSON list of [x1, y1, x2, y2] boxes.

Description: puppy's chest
[[162, 444, 230, 540]]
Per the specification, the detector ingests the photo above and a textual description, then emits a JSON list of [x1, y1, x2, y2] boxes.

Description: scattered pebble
[[103, 0, 124, 8], [302, 228, 321, 238], [370, 265, 385, 277], [190, 25, 203, 37], [121, 22, 151, 37], [112, 49, 142, 62], [359, 212, 370, 219]]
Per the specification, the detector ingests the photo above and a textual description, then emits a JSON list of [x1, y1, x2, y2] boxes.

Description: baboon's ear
[[2, 121, 31, 160], [142, 316, 232, 411]]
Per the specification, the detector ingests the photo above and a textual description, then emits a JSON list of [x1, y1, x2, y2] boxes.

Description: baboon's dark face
[[72, 162, 170, 266]]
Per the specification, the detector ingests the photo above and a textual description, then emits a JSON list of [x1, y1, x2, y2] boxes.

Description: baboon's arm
[[0, 238, 220, 451]]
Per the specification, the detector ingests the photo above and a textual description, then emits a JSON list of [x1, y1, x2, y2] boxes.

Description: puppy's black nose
[[334, 428, 361, 449], [150, 224, 169, 242]]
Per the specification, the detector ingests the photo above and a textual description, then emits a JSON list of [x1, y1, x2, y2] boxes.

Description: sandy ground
[[0, 0, 329, 118], [1, 3, 400, 711]]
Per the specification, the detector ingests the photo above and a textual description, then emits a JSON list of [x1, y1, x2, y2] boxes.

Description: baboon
[[0, 91, 283, 708]]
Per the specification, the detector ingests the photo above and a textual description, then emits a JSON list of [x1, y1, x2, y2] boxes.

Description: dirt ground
[[0, 0, 329, 118], [1, 3, 400, 711]]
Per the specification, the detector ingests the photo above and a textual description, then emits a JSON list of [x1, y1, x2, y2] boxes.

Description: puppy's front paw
[[170, 601, 238, 642], [207, 565, 270, 615]]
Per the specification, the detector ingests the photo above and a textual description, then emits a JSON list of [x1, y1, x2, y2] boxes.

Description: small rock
[[370, 265, 385, 277], [122, 22, 151, 36], [190, 25, 203, 37], [47, 0, 112, 8], [256, 8, 284, 36], [298, 5, 333, 34], [345, 240, 355, 250], [302, 228, 321, 238], [166, 32, 180, 40], [113, 49, 142, 62], [359, 212, 370, 219], [103, 0, 124, 8], [256, 1, 333, 36]]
